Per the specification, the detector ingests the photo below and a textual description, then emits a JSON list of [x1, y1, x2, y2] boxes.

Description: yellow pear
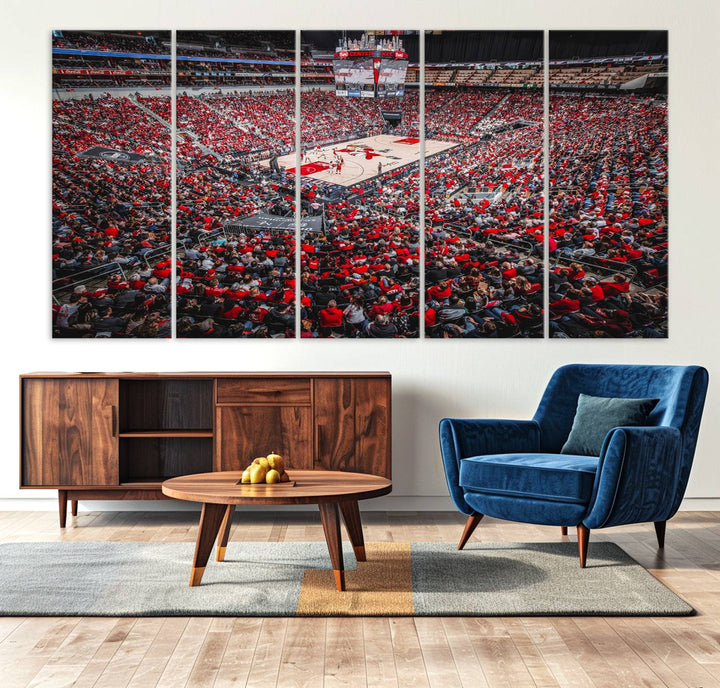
[[252, 457, 270, 470], [267, 452, 285, 473], [249, 464, 267, 484], [240, 468, 251, 484], [266, 469, 280, 484]]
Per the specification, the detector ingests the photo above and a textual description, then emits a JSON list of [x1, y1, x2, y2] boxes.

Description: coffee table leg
[[216, 505, 235, 562], [190, 502, 227, 586], [318, 502, 345, 591], [339, 500, 366, 562]]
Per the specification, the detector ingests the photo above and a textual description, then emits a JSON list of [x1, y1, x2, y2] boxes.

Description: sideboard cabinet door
[[22, 378, 119, 486], [314, 377, 391, 478], [218, 406, 313, 472]]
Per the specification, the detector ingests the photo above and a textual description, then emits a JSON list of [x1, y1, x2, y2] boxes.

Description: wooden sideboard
[[20, 372, 391, 526]]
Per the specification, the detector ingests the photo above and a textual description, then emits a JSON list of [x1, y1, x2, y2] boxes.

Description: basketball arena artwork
[[51, 30, 667, 338]]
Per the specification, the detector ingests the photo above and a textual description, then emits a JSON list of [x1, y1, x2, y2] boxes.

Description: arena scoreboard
[[334, 48, 408, 98]]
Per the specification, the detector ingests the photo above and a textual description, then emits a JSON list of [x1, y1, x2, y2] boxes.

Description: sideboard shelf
[[20, 372, 392, 526]]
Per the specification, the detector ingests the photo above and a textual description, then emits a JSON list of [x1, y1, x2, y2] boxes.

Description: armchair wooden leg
[[561, 526, 568, 536], [654, 520, 666, 549], [577, 524, 590, 568], [458, 513, 483, 550]]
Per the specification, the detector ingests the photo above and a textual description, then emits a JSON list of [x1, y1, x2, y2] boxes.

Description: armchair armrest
[[584, 425, 683, 529], [439, 418, 540, 515]]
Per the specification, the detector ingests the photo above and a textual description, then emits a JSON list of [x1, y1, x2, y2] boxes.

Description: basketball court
[[277, 134, 458, 186]]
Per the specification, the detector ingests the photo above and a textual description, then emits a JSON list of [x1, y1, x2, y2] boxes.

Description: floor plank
[[277, 617, 326, 688], [362, 618, 399, 688], [414, 617, 463, 688], [502, 618, 559, 688], [70, 619, 137, 688], [389, 617, 430, 688], [441, 617, 493, 688], [213, 618, 263, 688], [463, 618, 534, 688], [324, 617, 367, 688], [126, 618, 189, 688], [93, 618, 164, 688], [184, 618, 234, 688], [244, 618, 289, 688], [155, 618, 213, 688]]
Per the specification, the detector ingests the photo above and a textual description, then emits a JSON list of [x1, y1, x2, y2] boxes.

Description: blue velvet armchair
[[440, 364, 709, 566]]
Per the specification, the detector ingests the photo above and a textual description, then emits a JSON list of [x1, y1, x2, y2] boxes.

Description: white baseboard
[[678, 498, 720, 511], [0, 496, 718, 512]]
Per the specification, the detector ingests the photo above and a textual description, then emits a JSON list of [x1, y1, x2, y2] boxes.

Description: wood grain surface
[[314, 377, 391, 478], [22, 378, 118, 487], [162, 470, 392, 506], [216, 377, 312, 405], [0, 511, 718, 687], [217, 406, 313, 471]]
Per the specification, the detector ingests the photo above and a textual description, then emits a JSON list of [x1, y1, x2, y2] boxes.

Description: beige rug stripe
[[296, 542, 414, 616]]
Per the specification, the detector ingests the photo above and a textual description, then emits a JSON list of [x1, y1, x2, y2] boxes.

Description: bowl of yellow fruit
[[238, 452, 294, 486]]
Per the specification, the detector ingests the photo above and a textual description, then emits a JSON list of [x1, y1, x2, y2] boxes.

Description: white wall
[[1, 0, 718, 511]]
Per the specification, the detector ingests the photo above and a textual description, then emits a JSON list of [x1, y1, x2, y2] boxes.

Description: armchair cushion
[[560, 394, 659, 456], [460, 453, 599, 505]]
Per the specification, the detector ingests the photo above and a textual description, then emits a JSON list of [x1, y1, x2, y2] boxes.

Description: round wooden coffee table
[[162, 470, 392, 591]]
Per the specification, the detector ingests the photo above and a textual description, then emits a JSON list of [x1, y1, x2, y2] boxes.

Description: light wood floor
[[1, 509, 719, 687]]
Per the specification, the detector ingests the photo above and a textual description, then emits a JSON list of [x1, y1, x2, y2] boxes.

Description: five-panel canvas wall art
[[52, 30, 668, 338]]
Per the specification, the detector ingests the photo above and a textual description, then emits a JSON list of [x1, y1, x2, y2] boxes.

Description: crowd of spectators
[[176, 31, 295, 61], [298, 88, 543, 338], [52, 94, 172, 337], [427, 59, 666, 90], [549, 93, 668, 337], [299, 167, 421, 338], [53, 32, 169, 90], [425, 90, 505, 142], [177, 60, 295, 89], [424, 90, 544, 337], [53, 31, 168, 54], [180, 93, 295, 157], [175, 166, 297, 338], [300, 89, 380, 145], [175, 88, 421, 338], [296, 90, 421, 337], [174, 87, 297, 337]]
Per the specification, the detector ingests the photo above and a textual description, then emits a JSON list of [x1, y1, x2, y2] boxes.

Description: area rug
[[0, 541, 692, 616]]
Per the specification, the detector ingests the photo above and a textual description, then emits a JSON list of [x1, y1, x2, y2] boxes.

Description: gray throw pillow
[[561, 394, 659, 456]]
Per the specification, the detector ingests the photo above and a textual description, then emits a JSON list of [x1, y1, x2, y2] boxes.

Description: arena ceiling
[[424, 31, 543, 63], [302, 30, 666, 64], [550, 31, 667, 59]]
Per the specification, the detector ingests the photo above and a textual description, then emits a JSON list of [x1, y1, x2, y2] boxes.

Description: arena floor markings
[[278, 134, 458, 187]]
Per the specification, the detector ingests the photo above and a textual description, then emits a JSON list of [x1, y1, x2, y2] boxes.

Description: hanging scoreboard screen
[[377, 58, 408, 97], [334, 49, 408, 97], [334, 55, 374, 96]]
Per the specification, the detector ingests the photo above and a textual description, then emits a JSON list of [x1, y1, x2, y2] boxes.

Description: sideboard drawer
[[216, 378, 312, 405]]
